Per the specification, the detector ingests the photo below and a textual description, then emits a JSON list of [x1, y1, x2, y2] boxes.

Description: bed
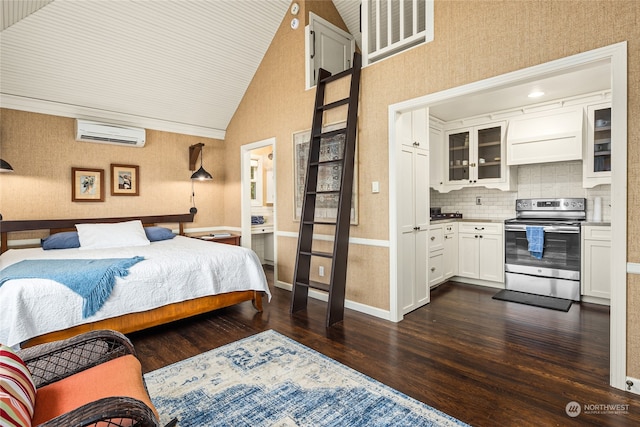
[[0, 213, 270, 348]]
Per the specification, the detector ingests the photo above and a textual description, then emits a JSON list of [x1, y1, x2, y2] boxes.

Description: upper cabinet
[[583, 103, 612, 188], [506, 106, 583, 165], [435, 121, 515, 192]]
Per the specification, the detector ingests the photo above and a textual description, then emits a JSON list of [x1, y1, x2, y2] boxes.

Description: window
[[250, 157, 263, 206], [362, 0, 434, 65]]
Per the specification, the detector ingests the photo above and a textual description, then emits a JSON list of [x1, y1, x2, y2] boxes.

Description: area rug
[[492, 289, 573, 312], [145, 330, 468, 426]]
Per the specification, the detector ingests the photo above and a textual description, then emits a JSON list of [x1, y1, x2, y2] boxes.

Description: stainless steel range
[[504, 198, 586, 301]]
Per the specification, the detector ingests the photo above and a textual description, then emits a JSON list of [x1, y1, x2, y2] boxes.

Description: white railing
[[362, 0, 434, 65]]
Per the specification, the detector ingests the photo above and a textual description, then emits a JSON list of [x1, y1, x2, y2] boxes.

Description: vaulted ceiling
[[1, 0, 359, 138]]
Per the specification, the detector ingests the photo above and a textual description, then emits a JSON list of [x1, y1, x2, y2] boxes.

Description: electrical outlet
[[319, 266, 325, 277], [476, 196, 482, 205]]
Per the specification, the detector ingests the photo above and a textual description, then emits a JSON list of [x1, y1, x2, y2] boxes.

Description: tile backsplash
[[430, 161, 611, 221]]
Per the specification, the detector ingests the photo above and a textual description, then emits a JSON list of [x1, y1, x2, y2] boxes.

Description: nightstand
[[190, 233, 241, 246]]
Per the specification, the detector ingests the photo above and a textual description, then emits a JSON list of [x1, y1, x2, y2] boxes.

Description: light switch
[[372, 181, 380, 193]]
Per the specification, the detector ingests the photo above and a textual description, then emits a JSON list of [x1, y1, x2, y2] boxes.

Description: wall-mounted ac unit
[[75, 119, 146, 147]]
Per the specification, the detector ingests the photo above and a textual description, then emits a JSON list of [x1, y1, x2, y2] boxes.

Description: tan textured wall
[[0, 109, 226, 229], [223, 1, 640, 372], [1, 0, 639, 374]]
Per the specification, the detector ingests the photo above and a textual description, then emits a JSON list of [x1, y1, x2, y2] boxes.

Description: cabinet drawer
[[429, 252, 444, 287], [444, 223, 457, 234], [429, 227, 444, 251], [583, 225, 611, 240], [458, 222, 502, 235]]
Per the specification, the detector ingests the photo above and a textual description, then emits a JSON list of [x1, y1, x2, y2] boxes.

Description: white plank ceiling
[[0, 0, 294, 138]]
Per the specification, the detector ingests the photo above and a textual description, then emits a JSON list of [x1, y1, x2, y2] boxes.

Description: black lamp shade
[[0, 159, 14, 172], [190, 166, 213, 180]]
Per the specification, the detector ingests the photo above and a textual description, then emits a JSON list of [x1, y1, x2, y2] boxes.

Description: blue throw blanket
[[0, 256, 144, 318], [526, 226, 544, 259]]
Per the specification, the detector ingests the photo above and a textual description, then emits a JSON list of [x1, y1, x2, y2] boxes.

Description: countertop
[[430, 218, 506, 224]]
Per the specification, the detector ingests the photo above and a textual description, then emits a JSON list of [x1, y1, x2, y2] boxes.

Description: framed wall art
[[71, 167, 105, 202], [293, 121, 358, 224], [111, 164, 139, 196]]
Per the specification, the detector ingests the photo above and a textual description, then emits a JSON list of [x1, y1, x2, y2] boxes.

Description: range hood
[[506, 106, 583, 165]]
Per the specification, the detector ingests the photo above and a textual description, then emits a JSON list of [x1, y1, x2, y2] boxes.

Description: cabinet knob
[[431, 267, 436, 272], [475, 235, 478, 238], [430, 236, 435, 241], [413, 141, 420, 147]]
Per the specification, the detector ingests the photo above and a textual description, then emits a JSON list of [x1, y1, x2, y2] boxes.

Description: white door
[[307, 13, 355, 88]]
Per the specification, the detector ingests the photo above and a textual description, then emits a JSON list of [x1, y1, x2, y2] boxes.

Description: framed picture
[[71, 167, 105, 202], [293, 121, 358, 224], [111, 164, 139, 196]]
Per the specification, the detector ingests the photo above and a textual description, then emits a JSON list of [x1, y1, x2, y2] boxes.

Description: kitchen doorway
[[241, 138, 276, 272], [388, 42, 627, 390]]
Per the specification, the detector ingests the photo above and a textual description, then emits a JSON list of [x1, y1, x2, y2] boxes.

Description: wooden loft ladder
[[290, 52, 362, 327]]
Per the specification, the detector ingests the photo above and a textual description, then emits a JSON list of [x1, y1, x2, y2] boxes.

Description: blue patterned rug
[[145, 330, 468, 426]]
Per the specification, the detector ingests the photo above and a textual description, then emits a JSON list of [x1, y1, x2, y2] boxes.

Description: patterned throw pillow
[[0, 344, 36, 427]]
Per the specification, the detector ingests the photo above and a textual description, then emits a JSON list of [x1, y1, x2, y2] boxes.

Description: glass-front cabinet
[[583, 103, 611, 188], [444, 121, 514, 190]]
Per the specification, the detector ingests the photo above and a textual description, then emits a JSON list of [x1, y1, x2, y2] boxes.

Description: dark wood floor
[[130, 268, 640, 426]]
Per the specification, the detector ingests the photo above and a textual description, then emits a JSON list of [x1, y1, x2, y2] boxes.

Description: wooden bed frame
[[0, 213, 263, 347]]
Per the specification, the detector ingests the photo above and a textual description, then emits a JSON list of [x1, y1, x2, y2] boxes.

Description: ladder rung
[[296, 280, 331, 293], [318, 98, 349, 111], [303, 220, 336, 226], [307, 190, 340, 195], [309, 158, 343, 167], [312, 127, 346, 140], [321, 68, 352, 84], [299, 250, 333, 259]]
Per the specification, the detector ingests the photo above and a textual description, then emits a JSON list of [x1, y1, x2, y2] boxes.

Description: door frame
[[241, 137, 277, 274], [388, 42, 627, 390]]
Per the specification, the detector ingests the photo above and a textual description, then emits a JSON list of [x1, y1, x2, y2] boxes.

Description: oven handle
[[504, 225, 580, 234]]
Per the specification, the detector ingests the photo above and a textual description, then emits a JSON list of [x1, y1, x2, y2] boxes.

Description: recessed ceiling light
[[528, 91, 545, 98]]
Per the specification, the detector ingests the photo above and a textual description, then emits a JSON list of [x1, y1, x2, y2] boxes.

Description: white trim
[[277, 230, 389, 248], [241, 138, 277, 283], [628, 263, 640, 275], [276, 280, 391, 321], [0, 94, 226, 140], [609, 41, 628, 391], [388, 41, 628, 391]]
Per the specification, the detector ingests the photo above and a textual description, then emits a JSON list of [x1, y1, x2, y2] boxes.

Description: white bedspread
[[0, 236, 270, 347]]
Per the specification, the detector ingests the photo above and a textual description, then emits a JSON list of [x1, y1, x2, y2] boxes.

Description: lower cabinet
[[429, 222, 457, 287], [582, 225, 611, 301], [457, 222, 503, 282]]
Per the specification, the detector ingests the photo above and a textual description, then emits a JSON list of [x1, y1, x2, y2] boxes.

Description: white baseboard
[[276, 281, 391, 321]]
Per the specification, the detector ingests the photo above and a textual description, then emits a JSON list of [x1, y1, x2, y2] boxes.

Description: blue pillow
[[144, 226, 175, 242], [41, 231, 81, 250]]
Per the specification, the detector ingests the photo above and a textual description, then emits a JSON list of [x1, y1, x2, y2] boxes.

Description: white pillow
[[76, 220, 150, 250]]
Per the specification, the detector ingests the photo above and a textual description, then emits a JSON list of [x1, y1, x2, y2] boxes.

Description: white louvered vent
[[362, 0, 434, 65]]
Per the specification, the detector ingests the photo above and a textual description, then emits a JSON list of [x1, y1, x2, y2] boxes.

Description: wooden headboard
[[0, 213, 195, 254]]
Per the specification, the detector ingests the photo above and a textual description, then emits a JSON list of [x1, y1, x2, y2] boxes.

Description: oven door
[[504, 223, 581, 279]]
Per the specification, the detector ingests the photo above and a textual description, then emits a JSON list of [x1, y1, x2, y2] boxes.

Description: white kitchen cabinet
[[507, 106, 583, 165], [429, 123, 445, 191], [458, 222, 504, 283], [582, 225, 611, 302], [398, 108, 430, 314], [583, 103, 612, 188], [429, 222, 457, 287], [443, 223, 458, 278], [443, 122, 515, 192]]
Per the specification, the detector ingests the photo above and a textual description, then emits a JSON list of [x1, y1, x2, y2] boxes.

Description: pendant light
[[189, 143, 213, 181], [0, 159, 14, 172]]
